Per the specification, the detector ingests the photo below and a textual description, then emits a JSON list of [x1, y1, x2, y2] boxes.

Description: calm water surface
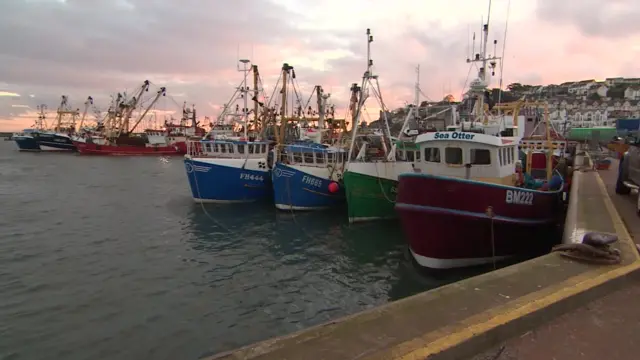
[[0, 141, 475, 360]]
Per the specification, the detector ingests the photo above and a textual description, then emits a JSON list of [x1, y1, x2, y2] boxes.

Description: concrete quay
[[208, 158, 640, 360]]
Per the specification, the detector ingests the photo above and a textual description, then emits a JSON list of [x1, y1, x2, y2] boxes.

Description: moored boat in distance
[[184, 59, 273, 203], [73, 81, 185, 156], [13, 105, 48, 152]]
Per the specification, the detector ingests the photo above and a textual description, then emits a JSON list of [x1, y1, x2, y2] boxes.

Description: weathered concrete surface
[[207, 166, 640, 360], [469, 282, 640, 360], [470, 162, 640, 360]]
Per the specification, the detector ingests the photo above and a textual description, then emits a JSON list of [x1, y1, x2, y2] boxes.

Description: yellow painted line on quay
[[392, 169, 640, 360], [594, 170, 640, 260], [394, 261, 640, 360]]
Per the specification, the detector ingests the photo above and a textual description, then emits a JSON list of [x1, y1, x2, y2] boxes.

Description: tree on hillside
[[587, 93, 601, 101], [607, 86, 625, 99]]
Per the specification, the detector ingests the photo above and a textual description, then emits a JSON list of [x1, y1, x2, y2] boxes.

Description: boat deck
[[208, 156, 640, 360]]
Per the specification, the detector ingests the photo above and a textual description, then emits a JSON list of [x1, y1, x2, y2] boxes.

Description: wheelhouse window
[[470, 148, 491, 165], [445, 147, 463, 165], [214, 144, 219, 152], [237, 144, 245, 154], [315, 152, 325, 164], [220, 143, 227, 153], [304, 152, 314, 164], [415, 150, 421, 161], [205, 143, 212, 152], [327, 152, 335, 163], [424, 147, 441, 163], [293, 152, 303, 163], [507, 147, 512, 164], [228, 144, 234, 153], [261, 144, 267, 153], [406, 151, 415, 162], [499, 148, 503, 166], [248, 144, 254, 154]]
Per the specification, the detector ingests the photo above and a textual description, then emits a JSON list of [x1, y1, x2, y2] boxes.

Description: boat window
[[261, 144, 267, 153], [406, 150, 415, 162], [237, 144, 245, 154], [228, 144, 234, 153], [220, 143, 227, 153], [205, 143, 212, 152], [248, 144, 254, 154], [470, 149, 491, 165], [304, 152, 314, 164], [510, 147, 515, 164], [214, 144, 219, 152], [445, 147, 463, 165], [424, 147, 441, 163], [415, 150, 421, 161], [499, 148, 503, 166], [507, 147, 512, 164], [315, 152, 325, 164], [327, 152, 335, 163], [293, 152, 303, 163]]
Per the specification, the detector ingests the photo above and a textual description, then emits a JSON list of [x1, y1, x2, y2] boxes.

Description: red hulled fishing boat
[[73, 80, 206, 156], [396, 100, 567, 269]]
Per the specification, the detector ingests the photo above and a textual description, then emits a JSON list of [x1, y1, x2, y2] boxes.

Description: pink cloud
[[1, 0, 639, 131]]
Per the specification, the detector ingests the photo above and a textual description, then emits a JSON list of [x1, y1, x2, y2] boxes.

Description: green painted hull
[[343, 171, 399, 223]]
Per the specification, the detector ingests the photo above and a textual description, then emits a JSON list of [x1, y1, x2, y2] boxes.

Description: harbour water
[[0, 141, 485, 360]]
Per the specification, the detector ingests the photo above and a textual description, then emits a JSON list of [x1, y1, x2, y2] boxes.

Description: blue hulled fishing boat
[[271, 86, 349, 211], [184, 59, 273, 203]]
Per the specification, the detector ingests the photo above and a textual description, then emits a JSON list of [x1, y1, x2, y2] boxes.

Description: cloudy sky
[[0, 0, 638, 131]]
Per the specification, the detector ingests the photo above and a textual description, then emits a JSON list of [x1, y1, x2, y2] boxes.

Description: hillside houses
[[624, 87, 640, 100]]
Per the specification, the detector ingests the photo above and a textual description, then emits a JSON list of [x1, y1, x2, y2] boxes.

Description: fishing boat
[[272, 85, 349, 210], [395, 5, 566, 269], [343, 30, 457, 222], [73, 80, 183, 156], [14, 96, 92, 152], [13, 105, 48, 151], [184, 60, 273, 203]]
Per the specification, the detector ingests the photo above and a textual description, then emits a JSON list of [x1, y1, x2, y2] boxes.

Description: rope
[[551, 243, 621, 265]]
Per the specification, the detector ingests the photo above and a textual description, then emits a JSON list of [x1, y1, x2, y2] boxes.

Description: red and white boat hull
[[396, 173, 565, 269]]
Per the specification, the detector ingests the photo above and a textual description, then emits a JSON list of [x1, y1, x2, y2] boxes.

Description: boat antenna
[[496, 0, 511, 112]]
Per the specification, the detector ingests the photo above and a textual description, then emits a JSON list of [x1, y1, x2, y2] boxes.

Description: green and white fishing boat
[[344, 29, 433, 223]]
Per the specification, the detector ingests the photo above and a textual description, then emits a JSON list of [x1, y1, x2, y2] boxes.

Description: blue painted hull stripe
[[395, 202, 556, 225]]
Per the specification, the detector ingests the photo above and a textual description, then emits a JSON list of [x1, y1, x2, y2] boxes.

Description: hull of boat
[[272, 162, 344, 211], [343, 162, 413, 223], [396, 173, 564, 269], [74, 142, 183, 156], [13, 136, 40, 151], [35, 133, 76, 152], [184, 156, 272, 203]]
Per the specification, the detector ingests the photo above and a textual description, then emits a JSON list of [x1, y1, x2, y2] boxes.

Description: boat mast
[[466, 0, 500, 126], [347, 29, 390, 161], [127, 87, 166, 134], [77, 96, 93, 132], [35, 104, 47, 130], [239, 59, 251, 138], [252, 65, 260, 133]]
